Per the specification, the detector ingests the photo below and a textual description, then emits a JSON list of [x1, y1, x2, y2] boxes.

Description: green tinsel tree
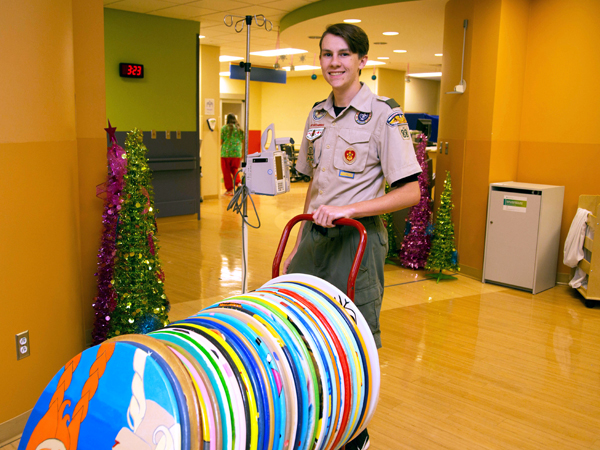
[[425, 171, 459, 282], [108, 129, 169, 337], [381, 181, 399, 261]]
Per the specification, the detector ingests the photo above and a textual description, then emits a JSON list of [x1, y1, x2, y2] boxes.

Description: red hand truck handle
[[272, 213, 367, 302]]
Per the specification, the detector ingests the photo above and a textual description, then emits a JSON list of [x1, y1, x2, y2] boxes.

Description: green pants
[[288, 216, 388, 348]]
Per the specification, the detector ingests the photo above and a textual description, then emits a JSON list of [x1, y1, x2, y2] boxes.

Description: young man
[[283, 23, 422, 450]]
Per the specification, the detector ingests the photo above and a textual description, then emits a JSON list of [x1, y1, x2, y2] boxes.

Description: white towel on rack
[[564, 208, 591, 267], [564, 208, 591, 288]]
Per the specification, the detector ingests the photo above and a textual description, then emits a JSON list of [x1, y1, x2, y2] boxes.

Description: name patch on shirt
[[306, 127, 325, 141], [339, 170, 355, 179], [355, 111, 372, 125], [313, 109, 327, 120], [386, 111, 407, 127]]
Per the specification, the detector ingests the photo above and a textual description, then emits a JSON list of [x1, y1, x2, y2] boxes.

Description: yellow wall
[[200, 45, 221, 199], [376, 68, 406, 109], [261, 76, 332, 143], [0, 0, 106, 426], [405, 77, 441, 115], [252, 72, 377, 145]]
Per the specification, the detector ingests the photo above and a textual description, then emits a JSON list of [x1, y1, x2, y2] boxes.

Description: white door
[[484, 189, 542, 289]]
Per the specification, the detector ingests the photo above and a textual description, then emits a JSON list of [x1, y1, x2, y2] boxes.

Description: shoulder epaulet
[[383, 98, 400, 109], [312, 99, 327, 109]]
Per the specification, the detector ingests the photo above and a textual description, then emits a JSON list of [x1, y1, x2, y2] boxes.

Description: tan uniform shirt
[[296, 83, 421, 213]]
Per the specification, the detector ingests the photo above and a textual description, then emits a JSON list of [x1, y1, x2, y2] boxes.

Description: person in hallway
[[220, 113, 244, 196], [283, 23, 422, 450]]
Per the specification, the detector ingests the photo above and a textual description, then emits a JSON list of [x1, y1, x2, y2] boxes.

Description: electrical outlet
[[16, 330, 30, 360]]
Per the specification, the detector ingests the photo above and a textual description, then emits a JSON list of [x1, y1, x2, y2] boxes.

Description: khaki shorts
[[288, 216, 388, 348]]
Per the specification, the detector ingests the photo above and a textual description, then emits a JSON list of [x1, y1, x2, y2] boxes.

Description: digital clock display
[[119, 63, 144, 78]]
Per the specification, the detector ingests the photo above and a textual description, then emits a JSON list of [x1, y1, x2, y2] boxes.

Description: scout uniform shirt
[[296, 83, 421, 213]]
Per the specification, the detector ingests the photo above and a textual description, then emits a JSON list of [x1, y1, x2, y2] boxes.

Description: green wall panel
[[104, 9, 199, 131]]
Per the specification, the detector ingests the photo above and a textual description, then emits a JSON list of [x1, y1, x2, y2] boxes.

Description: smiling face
[[320, 33, 368, 98]]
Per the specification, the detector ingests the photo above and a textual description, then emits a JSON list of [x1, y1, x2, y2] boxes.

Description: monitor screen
[[275, 155, 283, 181], [415, 118, 432, 139]]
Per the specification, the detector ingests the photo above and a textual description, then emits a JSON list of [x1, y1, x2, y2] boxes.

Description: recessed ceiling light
[[377, 57, 390, 60], [251, 48, 307, 57], [393, 50, 407, 53], [344, 19, 361, 23], [219, 55, 243, 62], [383, 32, 399, 36], [435, 53, 443, 56], [219, 72, 231, 77], [365, 61, 385, 66], [198, 35, 205, 39], [408, 72, 442, 78]]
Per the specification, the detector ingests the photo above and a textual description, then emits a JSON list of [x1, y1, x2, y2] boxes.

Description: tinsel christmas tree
[[425, 170, 459, 282], [92, 122, 126, 344], [92, 126, 169, 344], [400, 134, 432, 269]]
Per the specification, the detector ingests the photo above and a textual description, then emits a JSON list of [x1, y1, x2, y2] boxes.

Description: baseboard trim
[[459, 264, 483, 281], [0, 410, 30, 447], [556, 272, 570, 285], [460, 265, 571, 287]]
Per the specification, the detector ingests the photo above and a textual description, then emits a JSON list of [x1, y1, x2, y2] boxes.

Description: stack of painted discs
[[18, 274, 379, 450]]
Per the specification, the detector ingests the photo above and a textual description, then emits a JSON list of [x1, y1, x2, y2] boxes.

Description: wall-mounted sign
[[205, 98, 215, 115], [119, 63, 144, 78]]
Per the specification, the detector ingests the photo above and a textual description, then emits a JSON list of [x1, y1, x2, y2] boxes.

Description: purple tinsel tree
[[399, 134, 433, 269], [92, 122, 127, 344]]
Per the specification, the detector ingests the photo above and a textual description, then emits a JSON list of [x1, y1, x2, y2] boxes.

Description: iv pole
[[224, 14, 272, 293]]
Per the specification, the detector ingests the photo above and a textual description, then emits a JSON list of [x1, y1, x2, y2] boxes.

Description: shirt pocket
[[333, 128, 371, 173]]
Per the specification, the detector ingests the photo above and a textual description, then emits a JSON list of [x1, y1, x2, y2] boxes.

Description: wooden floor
[[5, 182, 600, 450]]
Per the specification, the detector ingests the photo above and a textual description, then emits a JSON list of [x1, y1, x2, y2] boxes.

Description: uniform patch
[[313, 109, 327, 120], [355, 111, 372, 125], [339, 170, 355, 179], [400, 125, 411, 140], [306, 127, 325, 141], [344, 148, 357, 164], [386, 111, 407, 127]]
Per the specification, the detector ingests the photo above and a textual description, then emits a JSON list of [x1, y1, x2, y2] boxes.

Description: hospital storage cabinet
[[482, 182, 564, 294]]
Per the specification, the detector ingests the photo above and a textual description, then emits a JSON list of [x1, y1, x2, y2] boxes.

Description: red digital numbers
[[120, 63, 144, 78]]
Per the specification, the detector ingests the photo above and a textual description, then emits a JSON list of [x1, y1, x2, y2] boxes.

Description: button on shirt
[[296, 83, 421, 213]]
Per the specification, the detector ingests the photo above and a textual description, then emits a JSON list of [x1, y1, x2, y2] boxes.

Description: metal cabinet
[[482, 182, 564, 294]]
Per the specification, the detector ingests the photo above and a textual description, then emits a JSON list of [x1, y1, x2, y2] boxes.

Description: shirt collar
[[322, 82, 373, 115]]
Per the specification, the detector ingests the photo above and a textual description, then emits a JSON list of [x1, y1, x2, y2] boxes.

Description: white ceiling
[[104, 0, 447, 78]]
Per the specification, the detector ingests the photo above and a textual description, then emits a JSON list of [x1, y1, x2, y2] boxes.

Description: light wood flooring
[[4, 182, 600, 450]]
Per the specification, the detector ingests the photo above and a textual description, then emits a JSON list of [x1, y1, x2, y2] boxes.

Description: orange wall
[[441, 0, 600, 277], [73, 0, 109, 342], [0, 0, 106, 425], [517, 0, 600, 273]]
